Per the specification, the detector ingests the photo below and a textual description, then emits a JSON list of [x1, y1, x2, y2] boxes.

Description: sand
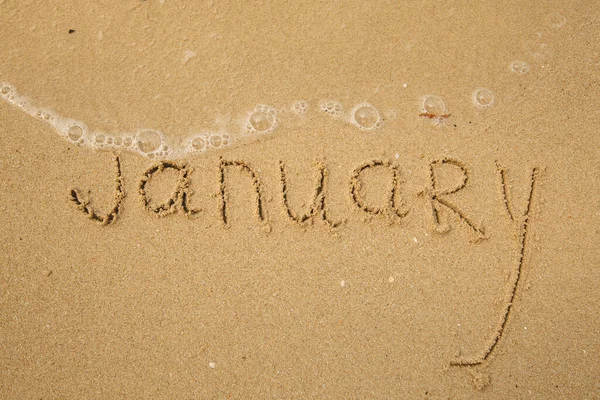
[[1, 0, 599, 398]]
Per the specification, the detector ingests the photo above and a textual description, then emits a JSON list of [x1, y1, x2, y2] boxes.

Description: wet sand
[[1, 0, 599, 398]]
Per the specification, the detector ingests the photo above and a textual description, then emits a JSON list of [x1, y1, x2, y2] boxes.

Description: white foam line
[[0, 81, 281, 160]]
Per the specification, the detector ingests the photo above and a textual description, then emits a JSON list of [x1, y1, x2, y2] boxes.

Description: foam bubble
[[113, 136, 123, 146], [420, 95, 446, 115], [249, 111, 275, 132], [431, 116, 448, 126], [95, 134, 106, 144], [37, 109, 60, 127], [209, 134, 223, 148], [320, 100, 343, 118], [190, 136, 207, 152], [472, 88, 495, 108], [546, 12, 567, 29], [66, 124, 85, 142], [155, 143, 174, 159], [291, 100, 308, 115], [0, 84, 12, 96], [510, 60, 530, 75], [123, 136, 133, 147], [209, 132, 231, 149], [136, 129, 163, 153], [350, 103, 382, 130], [0, 85, 38, 117], [246, 104, 278, 134], [186, 131, 231, 154]]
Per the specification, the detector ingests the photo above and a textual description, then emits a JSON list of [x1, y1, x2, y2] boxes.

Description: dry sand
[[1, 0, 599, 398]]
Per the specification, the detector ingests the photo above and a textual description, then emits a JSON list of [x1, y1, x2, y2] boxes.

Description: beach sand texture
[[1, 0, 599, 398]]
